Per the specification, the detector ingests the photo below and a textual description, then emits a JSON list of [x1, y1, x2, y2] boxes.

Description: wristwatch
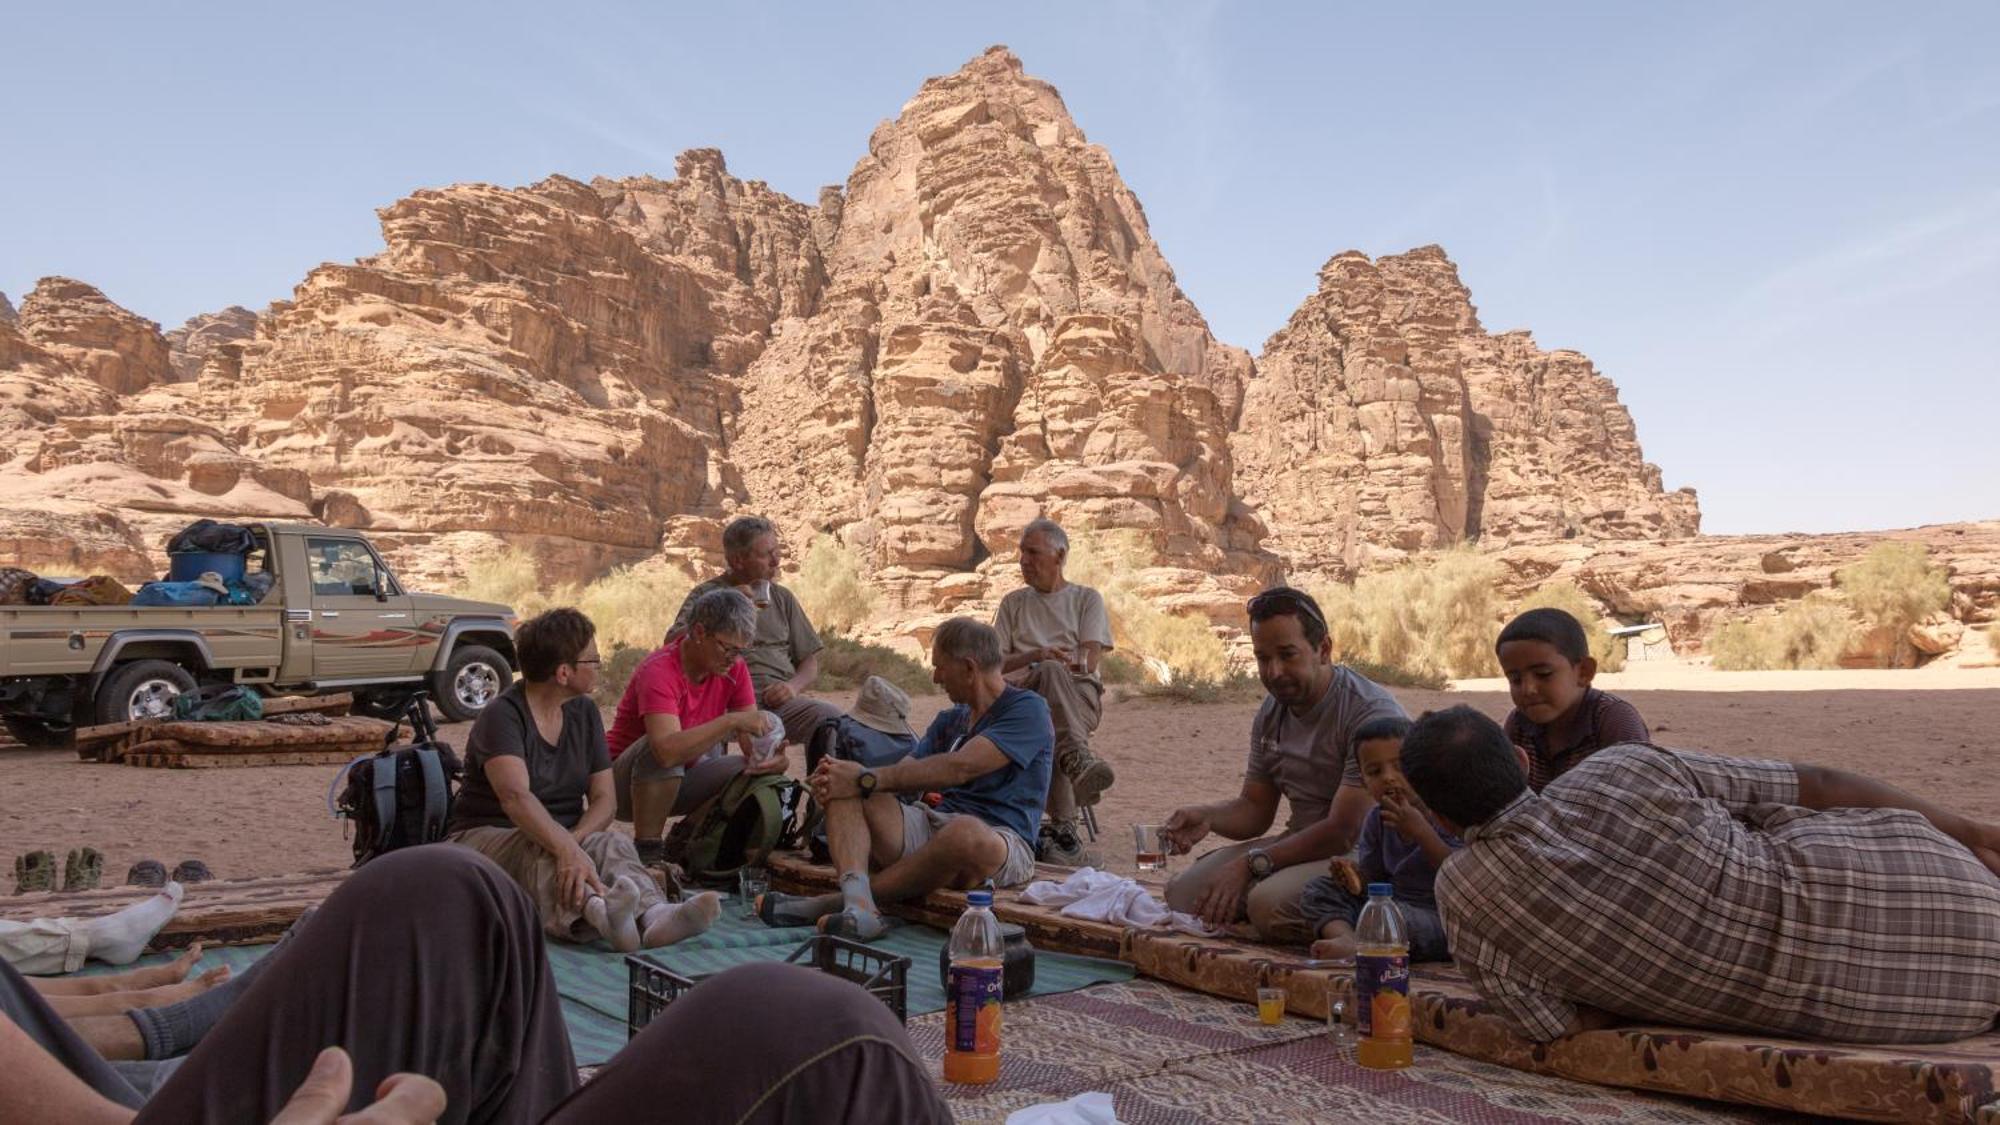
[[1245, 848, 1274, 880], [856, 769, 879, 798]]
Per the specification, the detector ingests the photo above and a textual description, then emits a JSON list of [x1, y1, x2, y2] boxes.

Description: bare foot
[[137, 942, 205, 988], [143, 965, 232, 1007], [1310, 935, 1358, 960]]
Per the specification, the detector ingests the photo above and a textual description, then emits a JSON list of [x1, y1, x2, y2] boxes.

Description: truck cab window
[[308, 539, 398, 598]]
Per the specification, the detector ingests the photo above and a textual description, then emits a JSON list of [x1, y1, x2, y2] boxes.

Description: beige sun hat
[[194, 571, 230, 597], [850, 675, 914, 737]]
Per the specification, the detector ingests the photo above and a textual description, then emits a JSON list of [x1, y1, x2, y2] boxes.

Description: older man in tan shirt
[[993, 518, 1116, 865]]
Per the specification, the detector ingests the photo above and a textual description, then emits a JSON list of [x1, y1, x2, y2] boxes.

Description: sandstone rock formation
[[1235, 247, 1698, 581], [11, 46, 1980, 664], [165, 306, 257, 381]]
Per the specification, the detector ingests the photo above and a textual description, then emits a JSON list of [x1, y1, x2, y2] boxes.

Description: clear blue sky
[[4, 2, 1995, 536]]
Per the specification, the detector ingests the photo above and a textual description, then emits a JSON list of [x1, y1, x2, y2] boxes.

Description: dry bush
[[577, 565, 688, 654], [791, 534, 877, 637], [1065, 529, 1232, 686], [816, 635, 937, 696], [1136, 671, 1265, 704], [1708, 595, 1855, 670], [1306, 547, 1506, 681], [455, 546, 556, 617], [592, 644, 650, 708], [1511, 581, 1627, 673], [1835, 543, 1950, 668], [454, 548, 688, 654]]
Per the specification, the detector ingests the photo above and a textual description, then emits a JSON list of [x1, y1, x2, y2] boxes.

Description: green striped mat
[[97, 896, 1133, 1066]]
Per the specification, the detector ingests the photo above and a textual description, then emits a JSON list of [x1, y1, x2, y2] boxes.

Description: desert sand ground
[[3, 665, 1997, 884]]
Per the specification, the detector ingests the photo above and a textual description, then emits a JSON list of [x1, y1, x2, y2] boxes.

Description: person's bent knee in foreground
[[1160, 586, 1406, 939], [550, 961, 949, 1123], [3, 845, 953, 1123], [1403, 704, 2000, 1044], [758, 617, 1052, 941]]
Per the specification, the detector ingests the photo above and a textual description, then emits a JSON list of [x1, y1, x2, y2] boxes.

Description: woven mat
[[910, 979, 1796, 1124]]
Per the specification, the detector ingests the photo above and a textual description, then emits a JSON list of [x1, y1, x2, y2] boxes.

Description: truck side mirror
[[373, 573, 389, 602]]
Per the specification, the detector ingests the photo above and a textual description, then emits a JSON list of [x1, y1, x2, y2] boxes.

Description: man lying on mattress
[[1399, 705, 2000, 1044]]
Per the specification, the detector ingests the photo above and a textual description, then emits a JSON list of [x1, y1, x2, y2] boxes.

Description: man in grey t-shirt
[[992, 518, 1116, 865], [669, 516, 841, 748], [1161, 587, 1406, 943]]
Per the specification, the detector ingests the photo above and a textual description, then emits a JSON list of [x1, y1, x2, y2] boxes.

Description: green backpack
[[667, 771, 804, 886]]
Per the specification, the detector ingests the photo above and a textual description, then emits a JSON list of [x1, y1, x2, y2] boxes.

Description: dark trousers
[[3, 844, 949, 1124], [1298, 876, 1453, 962]]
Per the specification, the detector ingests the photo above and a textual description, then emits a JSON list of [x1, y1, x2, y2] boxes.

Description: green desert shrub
[[1307, 547, 1506, 681], [1835, 542, 1950, 668], [1709, 595, 1856, 670], [1065, 529, 1232, 686], [815, 634, 938, 695], [1511, 581, 1627, 673], [791, 534, 877, 637]]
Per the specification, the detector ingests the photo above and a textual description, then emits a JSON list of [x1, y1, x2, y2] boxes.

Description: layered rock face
[[731, 46, 1269, 619], [1235, 247, 1697, 579], [2, 46, 1717, 646]]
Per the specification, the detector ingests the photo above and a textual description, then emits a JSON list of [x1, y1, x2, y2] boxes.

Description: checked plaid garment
[[1436, 744, 2000, 1044]]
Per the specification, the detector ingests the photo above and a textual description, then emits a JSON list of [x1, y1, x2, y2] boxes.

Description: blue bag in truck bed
[[168, 551, 248, 583], [130, 580, 223, 608]]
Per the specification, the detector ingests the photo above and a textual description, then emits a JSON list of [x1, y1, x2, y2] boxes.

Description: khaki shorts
[[898, 803, 1036, 888]]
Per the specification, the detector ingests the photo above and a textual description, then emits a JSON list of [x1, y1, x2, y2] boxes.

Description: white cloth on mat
[[1018, 868, 1218, 936], [1006, 1091, 1120, 1125]]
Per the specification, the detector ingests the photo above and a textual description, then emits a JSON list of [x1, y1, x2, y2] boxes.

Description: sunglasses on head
[[1247, 587, 1326, 630]]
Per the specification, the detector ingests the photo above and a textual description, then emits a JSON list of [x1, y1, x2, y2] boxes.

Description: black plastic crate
[[626, 935, 910, 1038]]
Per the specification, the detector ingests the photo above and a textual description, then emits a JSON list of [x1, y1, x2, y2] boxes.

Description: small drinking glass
[[1134, 824, 1169, 872], [737, 866, 768, 917], [1326, 992, 1354, 1048], [1257, 986, 1286, 1025]]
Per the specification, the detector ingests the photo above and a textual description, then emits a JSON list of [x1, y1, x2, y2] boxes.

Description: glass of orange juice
[[1256, 987, 1285, 1025]]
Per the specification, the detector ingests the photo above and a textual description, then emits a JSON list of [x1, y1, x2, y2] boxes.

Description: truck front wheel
[[432, 645, 511, 723], [95, 660, 198, 726]]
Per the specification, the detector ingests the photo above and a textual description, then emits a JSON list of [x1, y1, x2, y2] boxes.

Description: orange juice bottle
[[943, 890, 1004, 1084], [1354, 883, 1414, 1069]]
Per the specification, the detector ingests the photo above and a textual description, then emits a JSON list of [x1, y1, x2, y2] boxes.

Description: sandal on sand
[[171, 859, 214, 884], [63, 847, 103, 891], [13, 850, 57, 894], [126, 859, 168, 888]]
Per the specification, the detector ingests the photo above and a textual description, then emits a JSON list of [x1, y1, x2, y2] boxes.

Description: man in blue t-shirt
[[759, 617, 1053, 941]]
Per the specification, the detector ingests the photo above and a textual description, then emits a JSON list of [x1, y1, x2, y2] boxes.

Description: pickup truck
[[0, 523, 518, 744]]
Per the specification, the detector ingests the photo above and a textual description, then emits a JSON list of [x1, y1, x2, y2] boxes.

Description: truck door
[[304, 537, 420, 679]]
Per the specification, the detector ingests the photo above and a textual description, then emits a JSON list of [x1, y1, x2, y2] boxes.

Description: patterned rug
[[908, 980, 1798, 1124]]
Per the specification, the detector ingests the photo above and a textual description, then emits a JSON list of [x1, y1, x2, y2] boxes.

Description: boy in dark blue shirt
[[1298, 717, 1461, 961]]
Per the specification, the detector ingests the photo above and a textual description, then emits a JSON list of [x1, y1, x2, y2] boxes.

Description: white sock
[[85, 882, 185, 965], [641, 892, 720, 948], [599, 876, 645, 953]]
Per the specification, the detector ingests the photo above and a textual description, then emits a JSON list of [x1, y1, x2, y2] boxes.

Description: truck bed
[[0, 605, 286, 678]]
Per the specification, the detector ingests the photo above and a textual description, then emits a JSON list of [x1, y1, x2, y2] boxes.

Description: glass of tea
[[1133, 824, 1169, 871], [737, 866, 768, 917], [1257, 987, 1286, 1025]]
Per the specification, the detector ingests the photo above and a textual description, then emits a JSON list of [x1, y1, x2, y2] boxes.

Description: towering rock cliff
[[0, 46, 1721, 643], [1234, 247, 1698, 580]]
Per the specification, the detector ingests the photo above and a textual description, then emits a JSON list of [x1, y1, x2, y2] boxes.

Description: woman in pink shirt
[[608, 588, 782, 864]]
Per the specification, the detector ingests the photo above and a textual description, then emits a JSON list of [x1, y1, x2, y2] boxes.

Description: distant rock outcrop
[[1235, 247, 1697, 580]]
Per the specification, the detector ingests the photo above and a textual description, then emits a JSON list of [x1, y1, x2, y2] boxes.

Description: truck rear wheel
[[95, 660, 198, 726], [432, 645, 511, 723]]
